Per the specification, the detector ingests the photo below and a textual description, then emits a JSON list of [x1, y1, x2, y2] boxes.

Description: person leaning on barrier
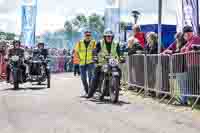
[[131, 24, 146, 48], [144, 32, 159, 54], [127, 36, 144, 55], [181, 26, 200, 52], [162, 32, 187, 55]]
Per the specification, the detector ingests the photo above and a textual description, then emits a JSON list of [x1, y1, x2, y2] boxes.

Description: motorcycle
[[28, 49, 51, 88], [9, 55, 25, 89], [89, 55, 124, 103]]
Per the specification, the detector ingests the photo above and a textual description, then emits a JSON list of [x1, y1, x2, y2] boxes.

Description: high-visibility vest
[[98, 40, 118, 65], [73, 51, 80, 64], [76, 40, 96, 65]]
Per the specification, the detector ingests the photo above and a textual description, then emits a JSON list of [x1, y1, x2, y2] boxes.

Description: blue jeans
[[80, 64, 95, 94]]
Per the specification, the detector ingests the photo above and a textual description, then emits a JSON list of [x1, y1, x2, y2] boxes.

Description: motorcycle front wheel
[[47, 71, 51, 88], [13, 70, 19, 90], [110, 76, 120, 103]]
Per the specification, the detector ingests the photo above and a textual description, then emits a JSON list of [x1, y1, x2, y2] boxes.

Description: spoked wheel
[[47, 72, 51, 88], [99, 79, 109, 101], [110, 76, 120, 103], [13, 70, 19, 90]]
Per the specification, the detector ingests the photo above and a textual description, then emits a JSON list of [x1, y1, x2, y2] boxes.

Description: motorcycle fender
[[112, 71, 120, 77]]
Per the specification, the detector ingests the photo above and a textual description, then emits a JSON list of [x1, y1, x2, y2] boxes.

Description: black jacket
[[8, 48, 24, 58], [145, 44, 158, 54]]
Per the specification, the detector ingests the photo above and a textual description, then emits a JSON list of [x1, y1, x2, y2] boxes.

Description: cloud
[[0, 0, 197, 34]]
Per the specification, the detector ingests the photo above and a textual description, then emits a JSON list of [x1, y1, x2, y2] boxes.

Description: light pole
[[131, 10, 141, 24]]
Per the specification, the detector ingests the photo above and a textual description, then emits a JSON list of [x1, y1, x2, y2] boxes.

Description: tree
[[64, 21, 73, 32], [0, 32, 16, 40], [88, 13, 104, 34]]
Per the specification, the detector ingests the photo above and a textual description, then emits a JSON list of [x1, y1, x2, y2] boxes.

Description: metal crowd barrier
[[121, 52, 200, 108]]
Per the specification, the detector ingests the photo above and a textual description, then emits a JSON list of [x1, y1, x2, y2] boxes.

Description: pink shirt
[[181, 35, 200, 52]]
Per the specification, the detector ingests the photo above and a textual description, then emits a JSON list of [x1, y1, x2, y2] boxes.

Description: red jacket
[[134, 32, 145, 48], [181, 35, 200, 66]]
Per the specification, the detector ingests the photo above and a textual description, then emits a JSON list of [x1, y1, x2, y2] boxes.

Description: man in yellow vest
[[87, 29, 122, 99], [75, 29, 96, 96]]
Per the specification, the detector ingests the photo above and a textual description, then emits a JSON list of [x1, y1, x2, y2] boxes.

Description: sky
[[0, 0, 178, 35]]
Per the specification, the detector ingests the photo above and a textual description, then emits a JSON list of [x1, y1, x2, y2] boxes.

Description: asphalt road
[[0, 73, 200, 133]]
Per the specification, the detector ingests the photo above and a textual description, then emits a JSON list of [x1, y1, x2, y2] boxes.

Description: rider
[[36, 42, 49, 59], [87, 29, 122, 99], [6, 40, 26, 82]]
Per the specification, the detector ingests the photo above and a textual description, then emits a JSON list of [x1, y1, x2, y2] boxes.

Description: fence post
[[144, 54, 148, 96]]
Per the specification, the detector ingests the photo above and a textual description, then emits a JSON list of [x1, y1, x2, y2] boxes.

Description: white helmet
[[103, 28, 114, 37]]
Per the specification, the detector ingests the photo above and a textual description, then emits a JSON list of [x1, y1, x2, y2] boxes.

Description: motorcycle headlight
[[109, 58, 119, 67], [11, 56, 19, 62]]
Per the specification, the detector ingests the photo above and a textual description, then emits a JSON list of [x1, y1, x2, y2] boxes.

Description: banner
[[104, 7, 120, 41], [21, 0, 37, 48], [176, 0, 199, 34]]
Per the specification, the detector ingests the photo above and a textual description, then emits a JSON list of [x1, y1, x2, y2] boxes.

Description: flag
[[21, 0, 37, 48], [177, 0, 199, 34]]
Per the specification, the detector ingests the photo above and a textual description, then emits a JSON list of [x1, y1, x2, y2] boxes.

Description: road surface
[[0, 73, 199, 133]]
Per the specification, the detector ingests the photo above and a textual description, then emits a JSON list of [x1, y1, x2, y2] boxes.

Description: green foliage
[[0, 32, 16, 40], [64, 13, 104, 35]]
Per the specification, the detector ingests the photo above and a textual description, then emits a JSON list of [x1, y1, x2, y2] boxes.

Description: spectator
[[145, 32, 158, 54], [130, 24, 146, 48], [72, 49, 80, 76], [181, 26, 200, 52], [162, 32, 187, 54]]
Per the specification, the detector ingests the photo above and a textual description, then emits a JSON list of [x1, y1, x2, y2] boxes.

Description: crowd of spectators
[[127, 25, 200, 56]]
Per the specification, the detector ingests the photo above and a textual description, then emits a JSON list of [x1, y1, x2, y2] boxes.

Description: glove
[[92, 56, 98, 63], [119, 57, 126, 63]]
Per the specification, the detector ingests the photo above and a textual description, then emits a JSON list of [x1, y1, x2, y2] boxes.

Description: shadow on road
[[2, 87, 47, 91], [87, 97, 131, 106]]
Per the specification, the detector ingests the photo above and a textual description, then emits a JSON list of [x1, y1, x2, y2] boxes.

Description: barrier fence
[[121, 51, 200, 109]]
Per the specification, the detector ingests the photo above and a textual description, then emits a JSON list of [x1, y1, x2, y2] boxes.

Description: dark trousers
[[74, 64, 80, 76]]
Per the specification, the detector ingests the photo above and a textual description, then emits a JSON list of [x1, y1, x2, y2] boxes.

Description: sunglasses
[[105, 36, 113, 38], [85, 34, 91, 37]]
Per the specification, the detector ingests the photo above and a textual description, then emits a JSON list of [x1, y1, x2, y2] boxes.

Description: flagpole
[[197, 0, 199, 35], [157, 0, 162, 94], [158, 0, 162, 54]]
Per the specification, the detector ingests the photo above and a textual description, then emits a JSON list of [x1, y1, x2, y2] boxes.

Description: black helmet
[[12, 40, 21, 46], [183, 26, 193, 33], [38, 42, 45, 46]]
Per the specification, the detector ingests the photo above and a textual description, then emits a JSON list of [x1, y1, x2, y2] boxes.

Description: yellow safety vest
[[98, 40, 119, 65], [75, 40, 96, 65]]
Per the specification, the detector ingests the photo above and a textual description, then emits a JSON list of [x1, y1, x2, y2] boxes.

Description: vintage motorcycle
[[8, 49, 51, 89], [28, 49, 51, 88], [9, 55, 25, 89], [89, 55, 124, 103]]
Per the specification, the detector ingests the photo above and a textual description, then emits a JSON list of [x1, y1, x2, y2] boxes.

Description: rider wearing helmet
[[6, 40, 25, 82], [36, 42, 48, 59], [87, 29, 121, 99]]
